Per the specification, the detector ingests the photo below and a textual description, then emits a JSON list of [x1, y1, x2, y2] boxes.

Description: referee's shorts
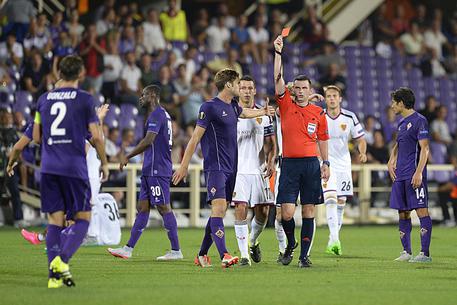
[[276, 157, 324, 205]]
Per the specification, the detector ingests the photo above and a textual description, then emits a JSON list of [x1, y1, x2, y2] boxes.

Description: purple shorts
[[139, 176, 170, 205], [390, 179, 428, 211], [205, 170, 236, 203], [40, 173, 91, 214]]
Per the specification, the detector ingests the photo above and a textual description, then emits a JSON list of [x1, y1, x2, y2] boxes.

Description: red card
[[281, 27, 291, 37]]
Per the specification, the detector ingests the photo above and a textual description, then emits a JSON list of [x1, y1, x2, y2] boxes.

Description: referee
[[273, 35, 330, 268]]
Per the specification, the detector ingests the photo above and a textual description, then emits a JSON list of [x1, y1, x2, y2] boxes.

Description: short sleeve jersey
[[197, 97, 243, 173], [276, 89, 329, 158], [395, 112, 429, 181], [142, 106, 172, 177], [325, 108, 365, 172], [35, 88, 98, 180]]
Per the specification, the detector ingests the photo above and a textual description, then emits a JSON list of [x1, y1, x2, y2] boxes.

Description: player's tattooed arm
[[356, 137, 368, 163], [387, 142, 398, 182], [240, 97, 275, 118], [172, 125, 206, 185], [89, 122, 109, 182], [273, 35, 285, 96], [120, 132, 157, 171], [411, 138, 429, 189]]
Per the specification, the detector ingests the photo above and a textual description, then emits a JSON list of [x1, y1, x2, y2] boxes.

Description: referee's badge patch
[[199, 111, 206, 120], [307, 122, 317, 134], [340, 124, 347, 131]]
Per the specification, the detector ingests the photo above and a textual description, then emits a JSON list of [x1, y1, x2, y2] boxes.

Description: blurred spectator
[[238, 43, 253, 74], [22, 50, 52, 100], [367, 130, 389, 164], [207, 48, 243, 77], [317, 63, 346, 94], [411, 4, 427, 32], [183, 45, 198, 84], [139, 54, 157, 88], [231, 15, 250, 49], [381, 106, 398, 144], [65, 10, 85, 45], [94, 0, 116, 22], [424, 19, 448, 59], [134, 26, 147, 58], [102, 41, 123, 102], [171, 118, 186, 163], [0, 32, 24, 67], [248, 15, 269, 64], [303, 5, 327, 45], [128, 2, 143, 26], [431, 105, 452, 147], [390, 4, 409, 36], [419, 95, 438, 124], [118, 25, 136, 55], [0, 0, 36, 43], [79, 24, 106, 93], [154, 65, 180, 121], [160, 0, 189, 42], [304, 41, 345, 75], [96, 8, 116, 37], [182, 75, 205, 125], [255, 2, 268, 27], [143, 9, 166, 55], [118, 51, 142, 106], [206, 16, 230, 53], [121, 128, 141, 163], [443, 44, 457, 75], [52, 31, 76, 79], [105, 126, 120, 162], [363, 115, 378, 145], [0, 64, 13, 90], [446, 20, 457, 46], [399, 22, 425, 56], [49, 11, 65, 45], [376, 37, 393, 59], [191, 9, 209, 47], [372, 3, 396, 45], [212, 3, 236, 29], [23, 18, 52, 56], [173, 63, 191, 103]]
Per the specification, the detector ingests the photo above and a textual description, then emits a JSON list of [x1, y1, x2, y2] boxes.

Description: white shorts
[[322, 170, 353, 197], [89, 177, 101, 204], [232, 174, 274, 207]]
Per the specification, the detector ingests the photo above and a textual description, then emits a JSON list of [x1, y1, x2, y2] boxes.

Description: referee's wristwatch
[[322, 160, 330, 167]]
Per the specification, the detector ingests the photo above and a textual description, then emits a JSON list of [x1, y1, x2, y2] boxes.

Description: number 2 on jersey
[[50, 102, 67, 136]]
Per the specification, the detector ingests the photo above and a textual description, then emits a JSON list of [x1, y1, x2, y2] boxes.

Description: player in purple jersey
[[107, 85, 183, 261], [33, 55, 109, 288], [172, 69, 275, 268], [387, 87, 432, 263]]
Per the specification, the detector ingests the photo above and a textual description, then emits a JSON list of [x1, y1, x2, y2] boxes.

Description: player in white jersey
[[232, 75, 276, 266], [322, 85, 367, 255]]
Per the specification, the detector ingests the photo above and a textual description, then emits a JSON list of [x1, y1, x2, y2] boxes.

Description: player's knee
[[138, 200, 150, 213], [337, 197, 347, 207], [415, 208, 429, 218], [324, 191, 337, 205], [398, 211, 411, 220], [157, 204, 171, 215], [75, 211, 91, 221], [234, 202, 247, 220], [301, 204, 315, 218]]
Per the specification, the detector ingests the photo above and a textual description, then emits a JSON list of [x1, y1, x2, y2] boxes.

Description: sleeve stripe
[[353, 134, 365, 139]]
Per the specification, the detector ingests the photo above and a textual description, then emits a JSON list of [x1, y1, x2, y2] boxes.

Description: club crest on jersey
[[215, 229, 224, 238], [307, 123, 317, 135], [340, 124, 347, 131], [407, 122, 412, 130], [256, 118, 262, 124], [199, 111, 205, 120], [210, 187, 217, 195]]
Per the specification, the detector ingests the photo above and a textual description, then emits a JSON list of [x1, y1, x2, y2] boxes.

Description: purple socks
[[60, 219, 90, 263], [127, 211, 149, 248], [419, 216, 432, 256], [162, 211, 180, 251], [399, 218, 412, 254]]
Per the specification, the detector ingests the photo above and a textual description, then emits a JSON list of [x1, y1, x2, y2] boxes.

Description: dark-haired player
[[388, 87, 432, 263]]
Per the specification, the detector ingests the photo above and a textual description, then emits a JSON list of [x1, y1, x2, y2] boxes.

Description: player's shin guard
[[126, 211, 149, 248], [419, 216, 432, 256], [162, 211, 180, 251], [281, 218, 295, 249], [326, 200, 338, 243], [399, 218, 412, 254], [60, 225, 72, 248], [210, 217, 228, 259], [234, 219, 249, 258], [60, 219, 89, 263], [300, 218, 315, 260], [249, 217, 266, 245], [275, 219, 286, 253], [47, 225, 63, 277], [199, 218, 213, 256]]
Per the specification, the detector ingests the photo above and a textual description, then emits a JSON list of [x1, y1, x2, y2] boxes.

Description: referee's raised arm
[[274, 35, 285, 96]]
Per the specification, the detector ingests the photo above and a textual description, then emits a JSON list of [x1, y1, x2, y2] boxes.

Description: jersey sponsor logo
[[307, 122, 316, 135], [199, 111, 206, 120], [407, 122, 412, 130], [47, 138, 72, 145], [340, 124, 347, 131], [222, 110, 228, 117]]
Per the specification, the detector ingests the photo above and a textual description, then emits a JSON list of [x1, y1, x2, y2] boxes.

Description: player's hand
[[411, 171, 422, 189], [274, 35, 283, 53], [172, 166, 188, 185], [321, 164, 330, 182], [97, 104, 109, 123], [264, 162, 276, 179], [308, 93, 324, 103], [264, 97, 275, 117], [100, 164, 109, 183], [387, 161, 397, 182], [119, 155, 128, 172], [359, 153, 367, 163], [6, 162, 17, 177]]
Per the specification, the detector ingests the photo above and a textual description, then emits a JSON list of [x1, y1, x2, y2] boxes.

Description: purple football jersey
[[197, 97, 243, 173], [23, 122, 33, 139], [36, 88, 98, 179], [142, 106, 172, 177], [395, 112, 429, 181]]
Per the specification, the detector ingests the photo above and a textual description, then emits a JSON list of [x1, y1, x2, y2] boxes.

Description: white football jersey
[[86, 141, 101, 180], [237, 112, 274, 174], [275, 111, 283, 157], [86, 193, 121, 245], [325, 108, 365, 172]]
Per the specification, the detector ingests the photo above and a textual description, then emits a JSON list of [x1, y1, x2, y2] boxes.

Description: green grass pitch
[[1, 225, 456, 305]]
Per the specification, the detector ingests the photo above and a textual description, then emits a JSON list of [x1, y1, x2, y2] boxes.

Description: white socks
[[234, 220, 249, 258], [337, 204, 345, 230], [249, 217, 266, 246], [326, 203, 339, 244], [274, 219, 287, 253]]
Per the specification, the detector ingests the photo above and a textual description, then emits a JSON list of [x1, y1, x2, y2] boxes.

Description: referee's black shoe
[[249, 243, 262, 263], [281, 241, 298, 265], [298, 256, 312, 268]]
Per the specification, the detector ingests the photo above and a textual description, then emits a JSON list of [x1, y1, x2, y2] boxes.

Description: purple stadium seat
[[15, 90, 33, 106]]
